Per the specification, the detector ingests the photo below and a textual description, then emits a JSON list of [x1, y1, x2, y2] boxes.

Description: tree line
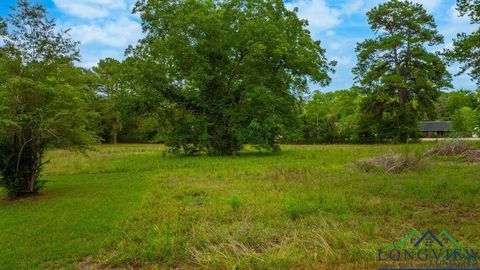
[[0, 0, 479, 197], [286, 87, 479, 144]]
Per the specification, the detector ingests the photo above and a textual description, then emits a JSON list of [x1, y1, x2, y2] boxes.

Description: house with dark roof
[[419, 121, 452, 138]]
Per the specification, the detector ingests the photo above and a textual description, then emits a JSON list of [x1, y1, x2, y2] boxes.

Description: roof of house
[[419, 121, 453, 132]]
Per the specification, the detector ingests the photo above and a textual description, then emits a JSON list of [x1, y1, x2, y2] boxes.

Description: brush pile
[[353, 152, 423, 174], [423, 141, 474, 157], [463, 150, 480, 162], [424, 141, 480, 163]]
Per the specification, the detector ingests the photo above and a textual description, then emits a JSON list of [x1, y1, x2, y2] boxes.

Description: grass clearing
[[0, 143, 479, 269], [0, 145, 162, 269]]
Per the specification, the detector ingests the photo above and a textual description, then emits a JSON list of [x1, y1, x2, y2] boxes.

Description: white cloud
[[48, 0, 474, 90], [446, 4, 471, 25], [53, 0, 128, 19], [440, 4, 477, 44], [68, 16, 143, 67], [78, 48, 124, 68], [328, 42, 342, 50], [326, 30, 336, 36], [410, 0, 443, 12], [341, 0, 365, 16], [68, 17, 142, 48], [332, 56, 352, 66], [52, 0, 142, 68], [286, 0, 342, 32], [355, 0, 443, 13]]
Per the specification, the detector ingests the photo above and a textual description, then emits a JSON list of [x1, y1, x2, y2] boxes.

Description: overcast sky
[[0, 0, 478, 91]]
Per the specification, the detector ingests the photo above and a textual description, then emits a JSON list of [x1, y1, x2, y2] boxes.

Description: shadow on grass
[[0, 191, 54, 203], [168, 149, 286, 159]]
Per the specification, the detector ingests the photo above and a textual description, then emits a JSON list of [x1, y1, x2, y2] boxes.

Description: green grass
[[0, 144, 479, 269]]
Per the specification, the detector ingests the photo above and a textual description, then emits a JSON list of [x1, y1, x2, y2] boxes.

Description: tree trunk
[[112, 116, 118, 144], [113, 130, 118, 145], [393, 48, 406, 108], [28, 172, 36, 193]]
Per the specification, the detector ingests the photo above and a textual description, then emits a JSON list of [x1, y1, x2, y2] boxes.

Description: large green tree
[[93, 58, 124, 144], [91, 58, 163, 144], [447, 0, 480, 86], [0, 1, 96, 198], [435, 89, 478, 120], [353, 0, 451, 143], [128, 0, 334, 155], [451, 106, 479, 137], [302, 89, 361, 143]]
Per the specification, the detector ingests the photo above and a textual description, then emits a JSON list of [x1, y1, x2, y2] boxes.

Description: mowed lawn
[[0, 144, 479, 269]]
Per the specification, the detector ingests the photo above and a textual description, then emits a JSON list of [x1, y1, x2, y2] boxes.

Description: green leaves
[[0, 0, 96, 198], [353, 0, 451, 143], [4, 0, 79, 64], [129, 0, 334, 155], [0, 18, 7, 36], [452, 106, 479, 137], [447, 31, 480, 85], [445, 1, 479, 86], [457, 0, 480, 24], [302, 89, 361, 143]]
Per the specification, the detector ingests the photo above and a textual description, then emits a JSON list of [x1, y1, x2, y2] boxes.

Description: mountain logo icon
[[395, 229, 462, 249]]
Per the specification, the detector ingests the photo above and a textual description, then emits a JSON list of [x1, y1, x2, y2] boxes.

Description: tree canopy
[[451, 106, 479, 137], [353, 0, 451, 143], [127, 0, 335, 155], [436, 89, 478, 120], [447, 0, 480, 86], [0, 0, 96, 198], [92, 58, 125, 144]]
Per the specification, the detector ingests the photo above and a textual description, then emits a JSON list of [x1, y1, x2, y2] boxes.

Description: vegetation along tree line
[[0, 0, 479, 198]]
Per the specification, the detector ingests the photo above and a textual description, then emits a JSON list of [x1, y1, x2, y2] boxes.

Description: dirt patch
[[76, 256, 130, 270], [76, 257, 100, 270]]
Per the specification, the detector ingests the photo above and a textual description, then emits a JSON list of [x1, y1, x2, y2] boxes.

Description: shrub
[[0, 137, 46, 198]]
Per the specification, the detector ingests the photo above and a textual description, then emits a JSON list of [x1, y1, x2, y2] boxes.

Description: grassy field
[[0, 143, 479, 269]]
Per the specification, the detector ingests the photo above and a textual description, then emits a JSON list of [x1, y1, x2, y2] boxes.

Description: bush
[[0, 136, 46, 198]]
